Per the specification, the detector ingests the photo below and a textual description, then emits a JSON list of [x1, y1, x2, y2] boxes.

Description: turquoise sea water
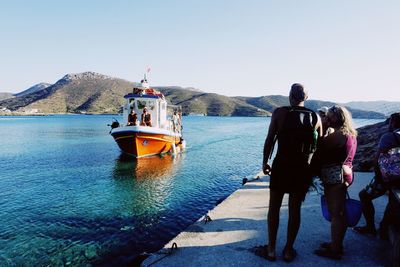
[[0, 115, 382, 266]]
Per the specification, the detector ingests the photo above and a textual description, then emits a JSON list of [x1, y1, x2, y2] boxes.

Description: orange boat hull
[[112, 131, 182, 158]]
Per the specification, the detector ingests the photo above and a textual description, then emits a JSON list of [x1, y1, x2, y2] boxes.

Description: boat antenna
[[144, 67, 151, 82]]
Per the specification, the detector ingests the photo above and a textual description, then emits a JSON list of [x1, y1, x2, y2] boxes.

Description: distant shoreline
[[0, 112, 272, 117], [0, 112, 118, 116], [0, 112, 385, 120]]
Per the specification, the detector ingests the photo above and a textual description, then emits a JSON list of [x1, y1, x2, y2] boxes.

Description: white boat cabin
[[123, 93, 168, 129]]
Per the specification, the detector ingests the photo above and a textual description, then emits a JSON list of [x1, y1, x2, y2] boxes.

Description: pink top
[[343, 135, 357, 184]]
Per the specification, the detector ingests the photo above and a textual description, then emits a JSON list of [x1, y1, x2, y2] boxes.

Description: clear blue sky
[[1, 0, 399, 102]]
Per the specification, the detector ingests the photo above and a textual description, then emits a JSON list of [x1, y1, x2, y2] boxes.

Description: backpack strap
[[289, 106, 318, 129], [276, 106, 318, 156], [311, 110, 318, 129], [279, 106, 317, 130]]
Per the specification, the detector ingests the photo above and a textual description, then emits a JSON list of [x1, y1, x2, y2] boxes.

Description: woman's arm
[[343, 135, 357, 185]]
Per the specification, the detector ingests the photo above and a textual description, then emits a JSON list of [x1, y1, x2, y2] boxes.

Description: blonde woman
[[312, 105, 358, 260]]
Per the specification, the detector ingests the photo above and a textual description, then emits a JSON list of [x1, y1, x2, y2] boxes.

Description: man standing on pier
[[257, 83, 322, 262]]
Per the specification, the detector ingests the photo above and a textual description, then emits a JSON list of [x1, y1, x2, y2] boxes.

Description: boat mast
[[141, 67, 150, 89]]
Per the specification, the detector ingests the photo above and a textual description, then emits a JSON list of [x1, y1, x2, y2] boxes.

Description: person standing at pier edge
[[257, 83, 322, 262], [313, 105, 358, 260]]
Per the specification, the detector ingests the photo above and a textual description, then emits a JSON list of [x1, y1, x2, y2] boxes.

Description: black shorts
[[270, 156, 312, 196]]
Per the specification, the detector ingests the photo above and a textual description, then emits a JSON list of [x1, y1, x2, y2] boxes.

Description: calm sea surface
[[0, 115, 382, 266]]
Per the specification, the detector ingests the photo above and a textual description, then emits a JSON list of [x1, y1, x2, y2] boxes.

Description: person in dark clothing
[[255, 83, 322, 262], [354, 112, 400, 238], [127, 110, 138, 126], [140, 107, 152, 127]]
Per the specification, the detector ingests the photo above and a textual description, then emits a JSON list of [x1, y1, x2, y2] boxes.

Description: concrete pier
[[143, 172, 391, 266]]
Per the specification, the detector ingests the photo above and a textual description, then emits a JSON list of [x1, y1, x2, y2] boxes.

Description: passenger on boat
[[127, 110, 138, 126], [141, 107, 152, 127], [141, 79, 150, 89], [172, 111, 181, 133], [133, 87, 144, 95]]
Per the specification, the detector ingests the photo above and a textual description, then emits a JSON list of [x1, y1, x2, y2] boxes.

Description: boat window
[[148, 101, 155, 111], [137, 100, 155, 110], [129, 99, 135, 109], [137, 100, 146, 109]]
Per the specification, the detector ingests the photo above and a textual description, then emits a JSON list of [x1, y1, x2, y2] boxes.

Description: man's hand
[[263, 162, 271, 175]]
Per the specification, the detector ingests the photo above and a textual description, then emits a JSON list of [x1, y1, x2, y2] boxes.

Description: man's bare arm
[[263, 109, 279, 174]]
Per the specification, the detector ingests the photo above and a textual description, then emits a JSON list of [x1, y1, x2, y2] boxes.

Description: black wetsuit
[[270, 106, 317, 197]]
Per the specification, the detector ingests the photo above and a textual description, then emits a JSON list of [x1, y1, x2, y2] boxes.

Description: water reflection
[[113, 154, 183, 180], [111, 154, 184, 218]]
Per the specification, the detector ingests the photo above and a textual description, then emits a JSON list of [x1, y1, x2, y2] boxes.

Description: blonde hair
[[329, 105, 358, 137]]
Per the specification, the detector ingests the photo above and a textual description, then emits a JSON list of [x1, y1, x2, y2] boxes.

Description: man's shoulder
[[274, 106, 290, 112], [280, 105, 316, 114], [303, 106, 317, 114], [272, 106, 289, 116]]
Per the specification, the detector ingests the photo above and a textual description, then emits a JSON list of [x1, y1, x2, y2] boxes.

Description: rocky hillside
[[353, 119, 389, 171], [159, 88, 270, 116], [14, 83, 52, 97], [0, 73, 269, 116], [236, 96, 385, 119], [0, 72, 134, 114], [346, 101, 400, 116], [0, 71, 387, 118], [0, 83, 52, 102], [0, 93, 14, 101]]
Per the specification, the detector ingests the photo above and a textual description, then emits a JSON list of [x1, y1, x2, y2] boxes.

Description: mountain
[[0, 72, 135, 114], [345, 101, 400, 116], [306, 100, 385, 119], [234, 95, 288, 112], [0, 71, 387, 118], [0, 83, 51, 102], [158, 88, 270, 116], [0, 93, 14, 101], [353, 119, 389, 171], [236, 96, 385, 119], [0, 72, 270, 116], [14, 83, 52, 97]]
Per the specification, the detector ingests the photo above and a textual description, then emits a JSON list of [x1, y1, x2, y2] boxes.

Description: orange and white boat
[[110, 77, 185, 158]]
